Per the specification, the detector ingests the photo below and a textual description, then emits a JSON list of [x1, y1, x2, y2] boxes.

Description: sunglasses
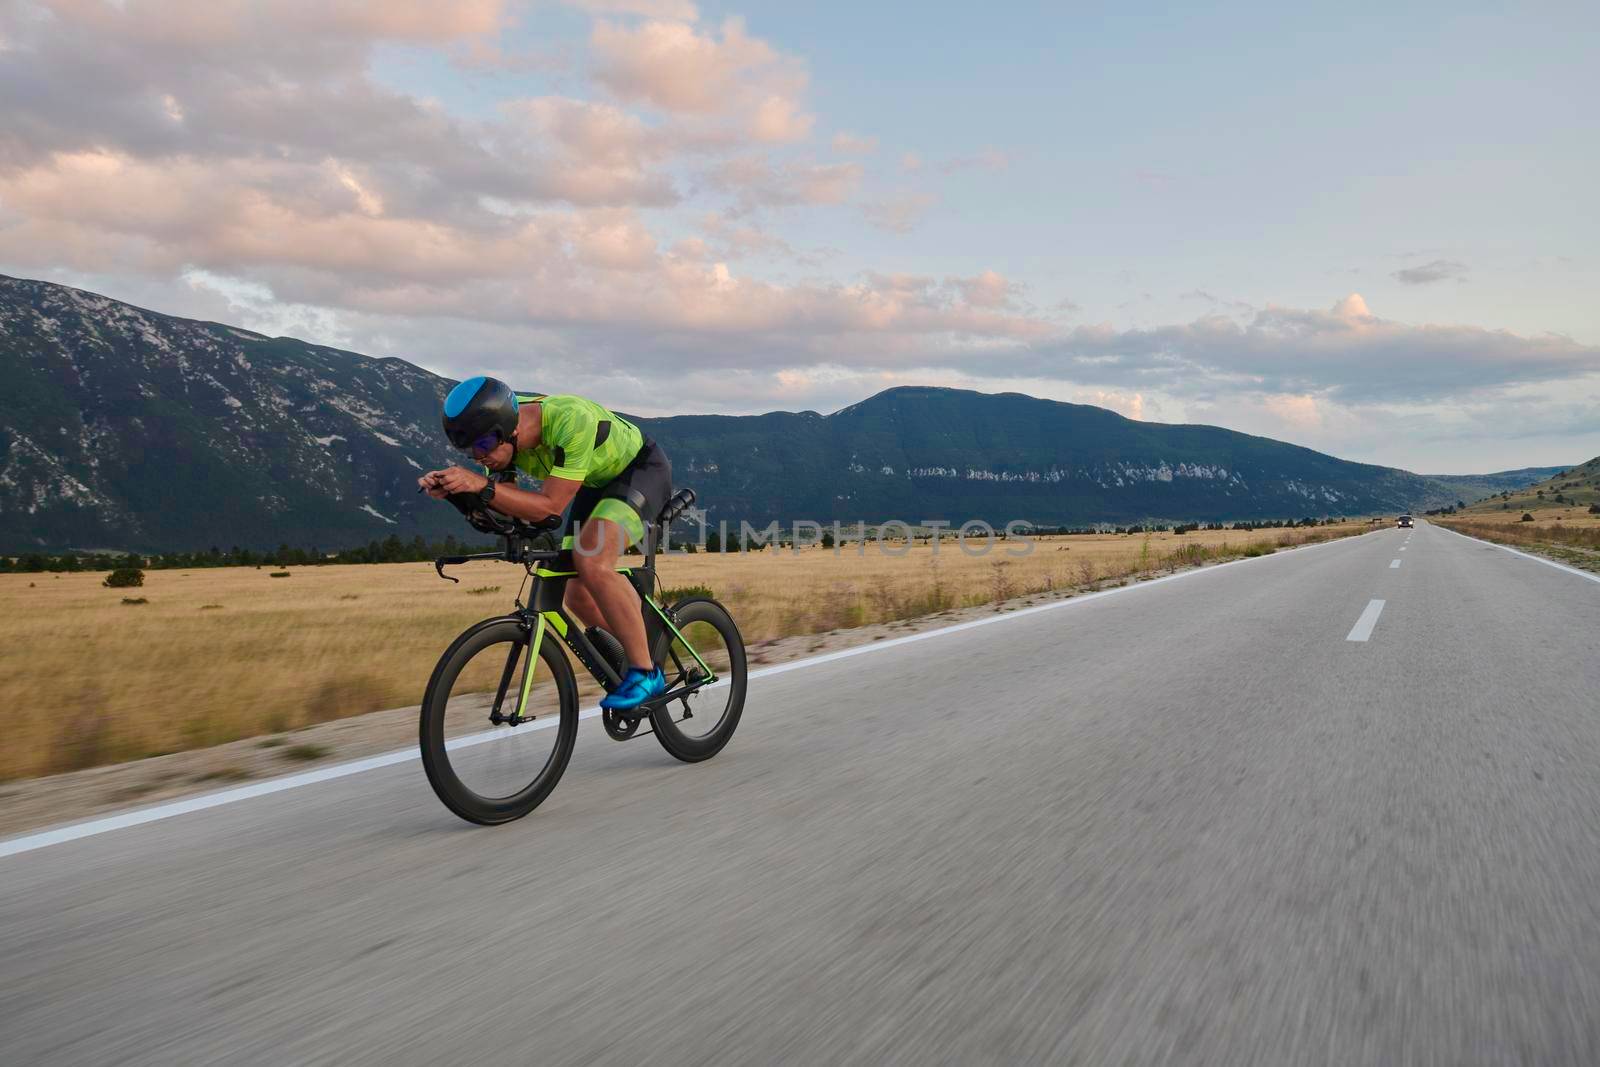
[[460, 430, 505, 455]]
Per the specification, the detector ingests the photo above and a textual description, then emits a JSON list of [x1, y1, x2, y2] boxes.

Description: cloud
[[589, 17, 812, 140], [1392, 259, 1468, 285], [863, 191, 937, 233], [951, 270, 1020, 310], [4, 0, 1594, 471], [1262, 393, 1323, 428], [696, 212, 820, 263], [831, 131, 878, 155], [1005, 294, 1600, 405], [703, 155, 861, 213], [565, 0, 700, 18], [895, 149, 1008, 176]]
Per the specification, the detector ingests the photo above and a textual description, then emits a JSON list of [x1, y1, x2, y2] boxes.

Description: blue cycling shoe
[[600, 667, 666, 710]]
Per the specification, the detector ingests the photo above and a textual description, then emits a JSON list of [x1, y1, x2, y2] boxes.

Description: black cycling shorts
[[563, 439, 672, 548]]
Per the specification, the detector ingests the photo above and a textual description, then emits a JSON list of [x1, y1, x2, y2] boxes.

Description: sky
[[1, 0, 1597, 473]]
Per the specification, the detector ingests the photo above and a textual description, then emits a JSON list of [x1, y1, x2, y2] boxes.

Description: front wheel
[[420, 617, 578, 824], [649, 597, 747, 763]]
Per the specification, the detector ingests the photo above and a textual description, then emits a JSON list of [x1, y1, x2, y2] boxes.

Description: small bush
[[1589, 504, 1600, 515], [103, 567, 144, 588], [1521, 513, 1535, 522], [200, 603, 224, 610], [466, 585, 501, 596], [337, 593, 360, 600], [269, 571, 291, 578], [661, 584, 716, 602], [281, 743, 330, 762], [121, 596, 149, 605]]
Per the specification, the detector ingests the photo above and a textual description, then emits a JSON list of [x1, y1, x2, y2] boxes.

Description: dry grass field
[[0, 523, 1367, 780], [1436, 505, 1600, 571], [1440, 506, 1600, 530]]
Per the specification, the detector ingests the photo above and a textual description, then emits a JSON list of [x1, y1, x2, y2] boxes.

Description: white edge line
[[0, 530, 1373, 859], [1436, 525, 1600, 585], [1389, 560, 1401, 568]]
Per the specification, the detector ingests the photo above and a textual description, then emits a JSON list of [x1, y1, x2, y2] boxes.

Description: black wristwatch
[[476, 478, 497, 507]]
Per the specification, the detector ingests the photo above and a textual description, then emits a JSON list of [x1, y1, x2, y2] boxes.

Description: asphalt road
[[5, 522, 1600, 1065]]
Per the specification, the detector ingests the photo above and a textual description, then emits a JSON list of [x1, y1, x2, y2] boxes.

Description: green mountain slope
[[1460, 457, 1600, 514], [1424, 466, 1572, 505]]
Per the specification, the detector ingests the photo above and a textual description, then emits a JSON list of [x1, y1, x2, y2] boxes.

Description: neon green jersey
[[509, 393, 645, 487]]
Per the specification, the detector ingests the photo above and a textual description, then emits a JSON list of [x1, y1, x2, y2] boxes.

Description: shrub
[[269, 571, 291, 578], [121, 596, 149, 605], [661, 584, 715, 603], [466, 585, 501, 596], [1521, 513, 1535, 522], [103, 567, 145, 588], [1590, 504, 1600, 515]]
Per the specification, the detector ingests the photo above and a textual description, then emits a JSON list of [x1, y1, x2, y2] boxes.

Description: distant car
[[1397, 515, 1414, 528]]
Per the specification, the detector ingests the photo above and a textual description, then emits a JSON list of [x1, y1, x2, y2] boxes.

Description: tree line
[[1, 516, 1353, 572], [0, 534, 499, 574]]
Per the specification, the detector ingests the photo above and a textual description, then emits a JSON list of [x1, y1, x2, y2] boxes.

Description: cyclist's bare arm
[[417, 467, 581, 522], [487, 476, 580, 523]]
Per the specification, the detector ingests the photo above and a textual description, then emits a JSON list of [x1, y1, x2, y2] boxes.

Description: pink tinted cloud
[[590, 17, 812, 141], [564, 0, 700, 18], [705, 155, 861, 214], [863, 191, 936, 233]]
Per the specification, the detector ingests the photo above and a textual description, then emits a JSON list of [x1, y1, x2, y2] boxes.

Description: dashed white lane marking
[[0, 530, 1379, 860], [1346, 599, 1387, 642], [1390, 560, 1401, 568]]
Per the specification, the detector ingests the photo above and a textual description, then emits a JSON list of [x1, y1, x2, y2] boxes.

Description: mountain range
[[0, 274, 1568, 552]]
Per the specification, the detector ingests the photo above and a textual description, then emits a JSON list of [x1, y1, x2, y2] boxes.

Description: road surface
[[5, 522, 1600, 1065]]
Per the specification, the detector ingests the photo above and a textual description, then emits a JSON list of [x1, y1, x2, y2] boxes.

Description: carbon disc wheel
[[649, 598, 747, 763], [420, 617, 578, 824]]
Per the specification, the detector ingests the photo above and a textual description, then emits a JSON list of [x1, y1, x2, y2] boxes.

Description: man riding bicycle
[[419, 377, 671, 711]]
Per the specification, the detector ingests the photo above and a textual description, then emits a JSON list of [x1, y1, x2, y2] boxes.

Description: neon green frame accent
[[541, 610, 568, 638], [515, 614, 547, 718], [645, 596, 716, 680], [533, 565, 634, 578]]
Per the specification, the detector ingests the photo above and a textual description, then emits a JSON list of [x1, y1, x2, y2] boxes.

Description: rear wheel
[[420, 617, 578, 824], [648, 598, 747, 763]]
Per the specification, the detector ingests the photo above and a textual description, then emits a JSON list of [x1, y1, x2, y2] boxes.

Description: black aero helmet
[[441, 375, 519, 451]]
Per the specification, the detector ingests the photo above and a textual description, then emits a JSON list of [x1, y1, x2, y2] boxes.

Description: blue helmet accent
[[444, 375, 489, 419]]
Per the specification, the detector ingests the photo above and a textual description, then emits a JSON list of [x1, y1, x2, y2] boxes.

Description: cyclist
[[420, 377, 671, 710]]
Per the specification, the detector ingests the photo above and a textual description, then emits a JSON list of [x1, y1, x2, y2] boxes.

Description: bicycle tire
[[420, 617, 578, 824], [649, 597, 747, 763]]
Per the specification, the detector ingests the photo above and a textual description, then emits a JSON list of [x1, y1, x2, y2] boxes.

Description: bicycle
[[419, 485, 747, 824]]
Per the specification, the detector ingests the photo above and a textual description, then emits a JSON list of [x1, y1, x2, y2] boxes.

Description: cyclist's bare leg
[[564, 579, 605, 630], [572, 517, 650, 669]]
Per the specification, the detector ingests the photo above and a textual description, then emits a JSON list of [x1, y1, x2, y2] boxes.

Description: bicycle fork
[[489, 613, 546, 726]]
